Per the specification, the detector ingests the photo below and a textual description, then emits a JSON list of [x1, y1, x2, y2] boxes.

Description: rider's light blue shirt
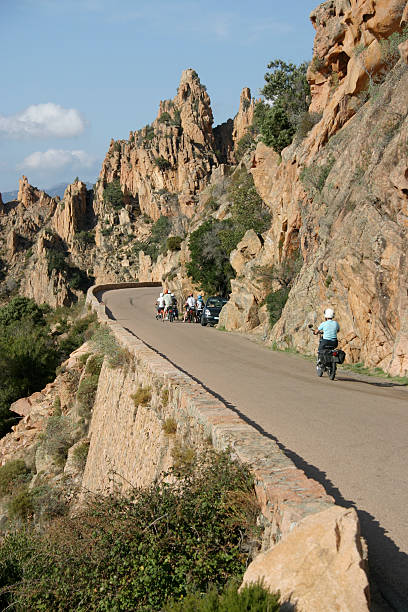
[[318, 320, 339, 340]]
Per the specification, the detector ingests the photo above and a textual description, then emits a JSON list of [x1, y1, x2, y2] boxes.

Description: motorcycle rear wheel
[[329, 362, 337, 380]]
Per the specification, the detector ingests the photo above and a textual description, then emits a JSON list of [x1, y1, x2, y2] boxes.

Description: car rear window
[[207, 298, 225, 308]]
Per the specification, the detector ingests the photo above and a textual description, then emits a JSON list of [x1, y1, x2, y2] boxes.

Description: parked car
[[200, 296, 228, 326]]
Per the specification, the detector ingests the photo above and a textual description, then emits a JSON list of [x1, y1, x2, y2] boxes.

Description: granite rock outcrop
[[221, 0, 408, 376], [242, 506, 370, 612]]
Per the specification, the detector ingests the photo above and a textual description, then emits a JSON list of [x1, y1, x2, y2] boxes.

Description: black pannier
[[336, 349, 346, 364], [332, 349, 346, 364]]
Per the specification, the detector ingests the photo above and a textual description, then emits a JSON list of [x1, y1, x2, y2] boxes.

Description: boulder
[[241, 506, 369, 612]]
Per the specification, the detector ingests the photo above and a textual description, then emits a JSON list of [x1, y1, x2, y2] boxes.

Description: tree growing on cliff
[[187, 169, 270, 295], [254, 59, 310, 153]]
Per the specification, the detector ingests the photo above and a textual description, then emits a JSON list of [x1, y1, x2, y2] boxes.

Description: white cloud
[[18, 149, 95, 171], [0, 103, 85, 139]]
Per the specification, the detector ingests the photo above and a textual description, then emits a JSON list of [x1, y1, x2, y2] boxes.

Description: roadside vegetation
[[0, 449, 279, 611], [0, 297, 98, 438], [187, 168, 271, 295]]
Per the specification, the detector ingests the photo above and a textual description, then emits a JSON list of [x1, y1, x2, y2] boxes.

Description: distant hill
[[1, 181, 94, 203]]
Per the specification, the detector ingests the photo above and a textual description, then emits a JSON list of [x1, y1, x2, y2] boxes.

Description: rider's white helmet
[[324, 308, 334, 319]]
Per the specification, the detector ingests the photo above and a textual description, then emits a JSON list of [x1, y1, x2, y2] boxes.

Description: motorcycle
[[308, 325, 345, 381], [195, 307, 203, 323]]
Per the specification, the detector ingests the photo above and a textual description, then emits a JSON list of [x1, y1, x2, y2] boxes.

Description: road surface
[[102, 287, 408, 610]]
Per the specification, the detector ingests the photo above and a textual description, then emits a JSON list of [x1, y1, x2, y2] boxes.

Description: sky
[[0, 0, 318, 194]]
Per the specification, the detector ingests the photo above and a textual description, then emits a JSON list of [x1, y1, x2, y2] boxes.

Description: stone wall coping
[[86, 283, 335, 545]]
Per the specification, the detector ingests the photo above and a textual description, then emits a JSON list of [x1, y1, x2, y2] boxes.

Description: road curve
[[102, 287, 408, 609]]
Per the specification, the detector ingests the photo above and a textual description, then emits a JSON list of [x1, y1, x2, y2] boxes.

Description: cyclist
[[171, 293, 179, 319], [163, 290, 173, 319], [156, 292, 165, 319], [183, 293, 196, 322], [196, 294, 205, 321]]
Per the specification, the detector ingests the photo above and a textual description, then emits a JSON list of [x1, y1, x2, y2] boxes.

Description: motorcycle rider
[[183, 293, 196, 322], [312, 308, 340, 363]]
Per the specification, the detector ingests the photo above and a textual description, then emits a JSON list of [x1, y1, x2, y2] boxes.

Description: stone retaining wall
[[85, 283, 334, 547]]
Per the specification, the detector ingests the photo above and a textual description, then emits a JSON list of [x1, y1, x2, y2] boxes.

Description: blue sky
[[0, 0, 318, 194]]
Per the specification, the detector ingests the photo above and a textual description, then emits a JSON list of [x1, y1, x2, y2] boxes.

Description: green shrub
[[90, 326, 130, 368], [0, 460, 31, 496], [171, 109, 182, 127], [159, 112, 172, 124], [46, 247, 92, 291], [154, 156, 172, 171], [46, 249, 67, 276], [295, 111, 322, 141], [58, 313, 98, 359], [0, 297, 46, 328], [78, 352, 91, 366], [266, 287, 290, 328], [187, 169, 270, 295], [42, 415, 72, 467], [131, 215, 172, 263], [30, 485, 68, 521], [300, 156, 335, 198], [103, 179, 124, 210], [0, 450, 260, 611], [7, 486, 34, 521], [161, 388, 169, 406], [163, 417, 177, 435], [254, 59, 310, 153], [235, 131, 256, 161], [144, 124, 155, 141], [0, 301, 60, 438], [187, 219, 235, 296], [131, 386, 152, 407], [74, 230, 95, 249], [72, 440, 90, 471], [205, 196, 219, 211], [76, 374, 100, 418], [171, 440, 196, 476], [380, 26, 408, 68], [85, 353, 104, 376], [166, 236, 183, 251], [165, 581, 280, 611]]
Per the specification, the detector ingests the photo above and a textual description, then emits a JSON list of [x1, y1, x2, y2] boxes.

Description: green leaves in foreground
[[0, 451, 263, 611], [165, 580, 280, 611]]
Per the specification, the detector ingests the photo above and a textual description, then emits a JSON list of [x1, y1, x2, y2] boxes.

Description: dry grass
[[131, 386, 152, 407]]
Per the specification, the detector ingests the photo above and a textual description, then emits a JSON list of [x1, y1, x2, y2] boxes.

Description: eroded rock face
[[95, 69, 219, 221], [221, 2, 408, 376], [307, 0, 407, 147], [52, 179, 88, 243], [241, 506, 370, 612]]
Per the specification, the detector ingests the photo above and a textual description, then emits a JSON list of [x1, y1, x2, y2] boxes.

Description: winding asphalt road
[[102, 287, 408, 611]]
